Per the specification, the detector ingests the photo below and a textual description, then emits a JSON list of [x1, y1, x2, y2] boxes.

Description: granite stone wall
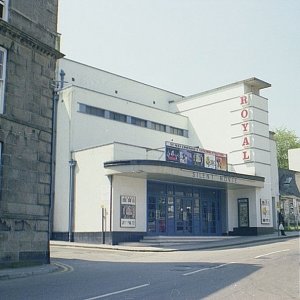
[[0, 0, 62, 267]]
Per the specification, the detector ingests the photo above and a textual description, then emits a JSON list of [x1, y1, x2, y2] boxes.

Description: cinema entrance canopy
[[104, 160, 265, 189]]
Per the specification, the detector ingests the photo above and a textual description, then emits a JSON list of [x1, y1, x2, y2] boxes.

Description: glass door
[[147, 196, 167, 234], [157, 196, 166, 233], [201, 198, 220, 235], [175, 198, 193, 234]]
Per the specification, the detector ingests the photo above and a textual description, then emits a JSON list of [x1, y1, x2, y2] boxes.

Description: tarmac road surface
[[0, 237, 299, 299]]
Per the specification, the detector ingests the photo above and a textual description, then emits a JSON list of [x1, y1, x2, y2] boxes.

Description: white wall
[[227, 189, 257, 231], [288, 148, 300, 172], [65, 143, 149, 233], [176, 80, 275, 230], [53, 79, 188, 233], [58, 58, 183, 111], [270, 134, 280, 227], [72, 145, 114, 232], [70, 86, 189, 151], [53, 88, 73, 232], [175, 84, 245, 153], [113, 143, 165, 161], [112, 176, 147, 232]]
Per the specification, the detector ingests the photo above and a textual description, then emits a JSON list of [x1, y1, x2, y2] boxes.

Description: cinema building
[[52, 58, 279, 244]]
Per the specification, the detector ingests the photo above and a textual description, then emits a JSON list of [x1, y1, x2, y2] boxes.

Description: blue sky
[[58, 0, 300, 137]]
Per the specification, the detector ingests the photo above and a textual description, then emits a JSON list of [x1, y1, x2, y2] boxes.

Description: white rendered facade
[[53, 58, 279, 244], [288, 148, 300, 172]]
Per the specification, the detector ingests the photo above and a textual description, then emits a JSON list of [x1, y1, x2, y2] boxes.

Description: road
[[0, 238, 299, 299]]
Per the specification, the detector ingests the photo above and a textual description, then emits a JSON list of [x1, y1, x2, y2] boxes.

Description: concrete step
[[140, 236, 229, 243], [118, 235, 236, 247]]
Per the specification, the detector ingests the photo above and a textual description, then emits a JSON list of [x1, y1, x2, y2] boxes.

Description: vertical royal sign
[[240, 95, 251, 161]]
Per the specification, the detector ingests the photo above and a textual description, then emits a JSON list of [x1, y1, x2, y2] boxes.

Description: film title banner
[[165, 141, 227, 171]]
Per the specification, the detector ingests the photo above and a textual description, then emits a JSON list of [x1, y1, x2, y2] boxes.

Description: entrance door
[[175, 198, 193, 234], [201, 198, 220, 235], [147, 196, 167, 234]]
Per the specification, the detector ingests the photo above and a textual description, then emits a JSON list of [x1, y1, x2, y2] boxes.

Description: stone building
[[278, 148, 300, 228], [0, 0, 62, 266]]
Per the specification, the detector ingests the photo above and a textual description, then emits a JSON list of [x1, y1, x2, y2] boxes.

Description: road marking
[[254, 249, 290, 259], [83, 283, 150, 300], [182, 262, 236, 276], [53, 262, 74, 274]]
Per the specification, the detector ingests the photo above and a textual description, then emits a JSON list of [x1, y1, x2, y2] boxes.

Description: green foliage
[[274, 128, 300, 169]]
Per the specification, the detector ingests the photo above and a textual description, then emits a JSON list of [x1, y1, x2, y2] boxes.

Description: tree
[[274, 128, 300, 169]]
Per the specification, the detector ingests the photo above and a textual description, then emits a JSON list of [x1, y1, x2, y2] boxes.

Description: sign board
[[238, 198, 249, 227], [260, 199, 271, 224], [165, 141, 227, 171], [120, 195, 136, 228]]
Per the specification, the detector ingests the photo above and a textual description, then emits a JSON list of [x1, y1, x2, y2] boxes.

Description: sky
[[58, 0, 300, 137]]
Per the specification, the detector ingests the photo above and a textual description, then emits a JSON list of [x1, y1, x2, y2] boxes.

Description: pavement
[[0, 231, 298, 280]]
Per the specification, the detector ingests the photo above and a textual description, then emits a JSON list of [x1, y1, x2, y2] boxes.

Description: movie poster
[[180, 149, 193, 165], [120, 195, 136, 228], [166, 147, 180, 163], [261, 199, 271, 224], [204, 153, 216, 169], [192, 152, 204, 167], [215, 155, 227, 171], [238, 198, 249, 227]]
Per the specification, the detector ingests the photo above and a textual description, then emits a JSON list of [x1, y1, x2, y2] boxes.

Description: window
[[78, 103, 104, 117], [131, 117, 147, 127], [109, 111, 127, 122], [77, 103, 187, 136], [283, 177, 292, 185], [0, 47, 7, 114], [86, 105, 104, 117], [151, 122, 166, 132], [170, 127, 184, 136], [0, 0, 8, 21]]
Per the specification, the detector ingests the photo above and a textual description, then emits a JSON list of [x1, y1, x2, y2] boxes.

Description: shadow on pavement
[[0, 257, 262, 300]]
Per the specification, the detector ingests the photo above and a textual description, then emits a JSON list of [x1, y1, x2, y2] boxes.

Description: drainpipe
[[49, 90, 59, 241], [109, 175, 113, 233], [49, 69, 66, 241], [68, 158, 77, 242]]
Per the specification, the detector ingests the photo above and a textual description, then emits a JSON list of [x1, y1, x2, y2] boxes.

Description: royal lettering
[[239, 95, 252, 162], [241, 109, 249, 119], [242, 136, 250, 147], [242, 151, 250, 160], [240, 95, 248, 105], [242, 123, 249, 132]]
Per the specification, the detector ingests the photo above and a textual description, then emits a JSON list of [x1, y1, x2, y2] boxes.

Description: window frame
[[0, 46, 7, 114], [170, 127, 184, 136], [109, 111, 127, 123], [0, 0, 9, 21], [78, 103, 105, 118], [151, 122, 166, 132], [131, 116, 147, 128], [0, 142, 2, 190]]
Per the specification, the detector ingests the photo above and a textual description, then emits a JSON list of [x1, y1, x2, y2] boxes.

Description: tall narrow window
[[0, 47, 7, 114], [0, 142, 2, 189], [0, 0, 8, 21]]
